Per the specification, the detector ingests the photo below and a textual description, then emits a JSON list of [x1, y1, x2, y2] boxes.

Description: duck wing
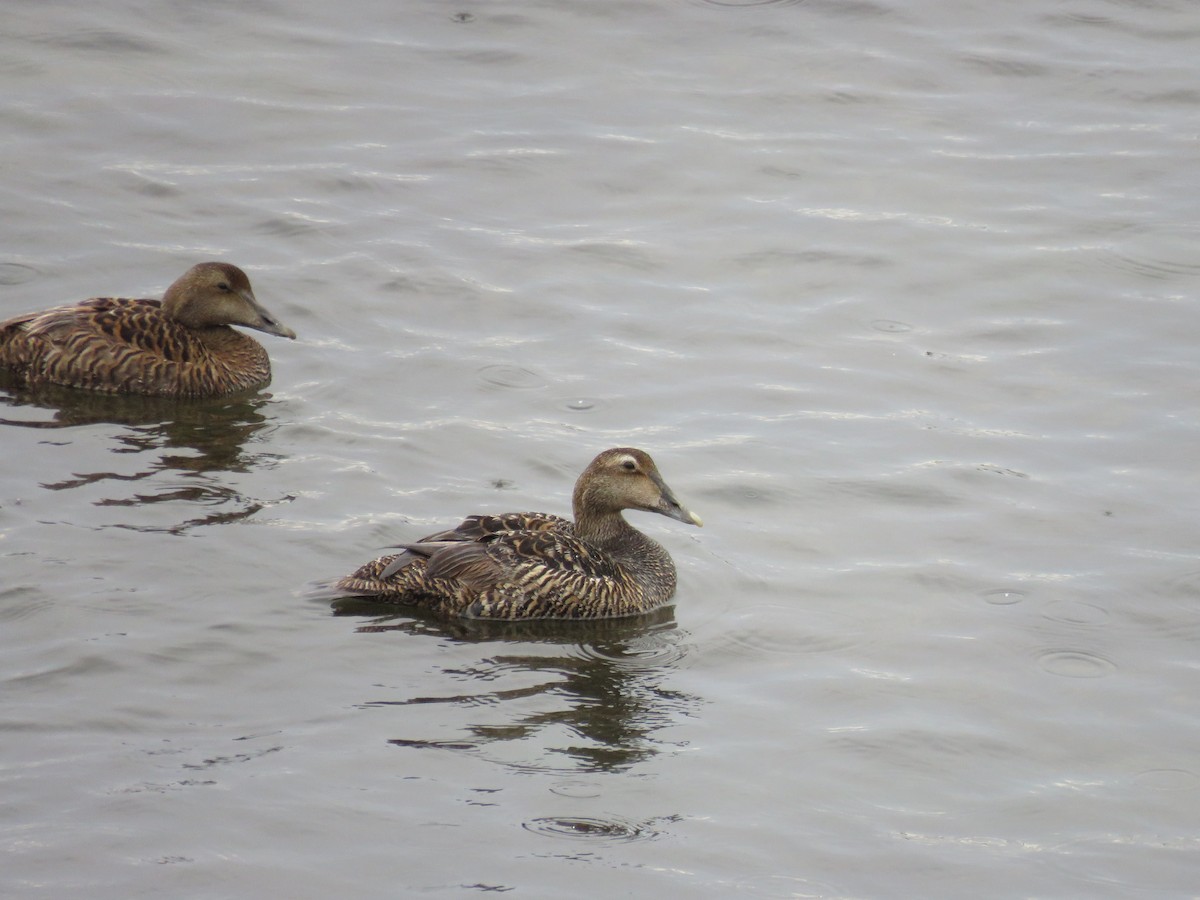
[[380, 512, 571, 578], [16, 298, 174, 350], [413, 528, 627, 619], [424, 512, 572, 542], [1, 298, 207, 393]]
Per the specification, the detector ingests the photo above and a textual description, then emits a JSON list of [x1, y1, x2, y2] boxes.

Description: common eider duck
[[322, 448, 703, 620], [0, 262, 295, 397]]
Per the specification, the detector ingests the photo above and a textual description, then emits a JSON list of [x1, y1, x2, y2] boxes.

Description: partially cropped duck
[[322, 447, 703, 620], [0, 261, 295, 397]]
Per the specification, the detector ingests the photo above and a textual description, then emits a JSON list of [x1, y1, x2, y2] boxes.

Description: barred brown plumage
[[0, 262, 295, 397], [312, 448, 703, 620]]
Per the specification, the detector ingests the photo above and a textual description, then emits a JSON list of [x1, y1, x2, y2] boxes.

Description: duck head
[[574, 447, 703, 528], [162, 262, 296, 339]]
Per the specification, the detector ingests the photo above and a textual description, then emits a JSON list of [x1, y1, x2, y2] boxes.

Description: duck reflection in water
[[340, 603, 697, 774], [0, 377, 289, 533]]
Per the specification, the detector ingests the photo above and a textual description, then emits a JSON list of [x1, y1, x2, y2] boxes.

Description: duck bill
[[654, 482, 703, 528], [242, 290, 297, 339]]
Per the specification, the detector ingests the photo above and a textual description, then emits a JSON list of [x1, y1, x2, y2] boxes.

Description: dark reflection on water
[[0, 377, 289, 533], [0, 377, 275, 470], [335, 603, 697, 773]]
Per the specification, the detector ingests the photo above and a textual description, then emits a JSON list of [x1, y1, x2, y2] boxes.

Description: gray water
[[3, 0, 1199, 896]]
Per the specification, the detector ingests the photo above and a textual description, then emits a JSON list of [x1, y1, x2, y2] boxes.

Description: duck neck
[[573, 506, 639, 550], [191, 324, 241, 347]]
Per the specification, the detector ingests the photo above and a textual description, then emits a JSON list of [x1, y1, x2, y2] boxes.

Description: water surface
[[3, 0, 1199, 896]]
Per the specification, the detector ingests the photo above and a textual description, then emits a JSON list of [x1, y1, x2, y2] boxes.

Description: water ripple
[[571, 629, 692, 669], [714, 604, 864, 656], [870, 319, 913, 333], [0, 586, 54, 622], [1046, 834, 1200, 891], [1040, 599, 1109, 626], [1034, 648, 1117, 678], [522, 814, 673, 845], [693, 0, 806, 7], [1097, 224, 1200, 280], [476, 364, 547, 389], [548, 780, 602, 799], [1159, 568, 1200, 601], [561, 397, 604, 412], [980, 587, 1028, 606], [732, 874, 845, 896], [0, 262, 39, 285], [1134, 768, 1200, 792]]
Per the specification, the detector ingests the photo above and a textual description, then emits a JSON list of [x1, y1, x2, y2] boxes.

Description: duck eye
[[621, 460, 637, 472], [216, 282, 232, 293]]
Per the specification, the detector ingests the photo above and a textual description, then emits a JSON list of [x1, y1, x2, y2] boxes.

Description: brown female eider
[[322, 448, 703, 620], [0, 262, 295, 397]]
